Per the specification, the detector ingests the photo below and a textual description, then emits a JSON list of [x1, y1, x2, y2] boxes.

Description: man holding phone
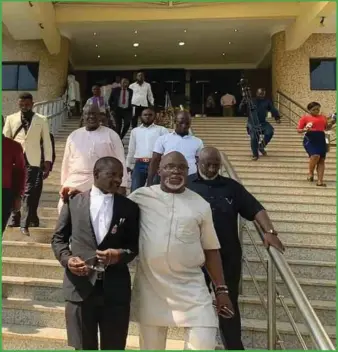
[[52, 157, 140, 350], [187, 147, 284, 350]]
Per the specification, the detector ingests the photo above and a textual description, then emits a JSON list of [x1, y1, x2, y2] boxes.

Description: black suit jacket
[[51, 191, 140, 303], [41, 133, 56, 171], [108, 87, 133, 112]]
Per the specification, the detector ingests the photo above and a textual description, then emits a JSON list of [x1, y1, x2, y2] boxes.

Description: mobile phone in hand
[[212, 301, 235, 319]]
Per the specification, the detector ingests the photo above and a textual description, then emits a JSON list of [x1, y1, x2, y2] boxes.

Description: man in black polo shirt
[[187, 146, 284, 350]]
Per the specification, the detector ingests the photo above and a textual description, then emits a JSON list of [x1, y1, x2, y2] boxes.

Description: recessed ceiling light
[[222, 52, 226, 56], [178, 41, 185, 46], [134, 54, 137, 57], [134, 30, 138, 34], [228, 41, 232, 45], [95, 44, 99, 48], [234, 29, 238, 32], [184, 29, 187, 33], [93, 32, 97, 36], [97, 55, 101, 58], [133, 43, 139, 47]]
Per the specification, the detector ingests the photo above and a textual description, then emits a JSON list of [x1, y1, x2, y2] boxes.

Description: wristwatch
[[265, 229, 278, 236]]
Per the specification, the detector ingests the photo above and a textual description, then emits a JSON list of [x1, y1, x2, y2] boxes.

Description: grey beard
[[198, 167, 218, 180]]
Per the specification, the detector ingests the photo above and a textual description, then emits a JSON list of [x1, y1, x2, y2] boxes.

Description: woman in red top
[[297, 102, 329, 187]]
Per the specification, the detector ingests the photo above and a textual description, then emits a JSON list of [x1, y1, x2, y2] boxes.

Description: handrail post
[[267, 256, 277, 350]]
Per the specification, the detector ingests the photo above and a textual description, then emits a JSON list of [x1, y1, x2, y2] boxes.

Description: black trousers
[[8, 161, 42, 228], [132, 105, 147, 129], [65, 282, 130, 350], [204, 265, 244, 350], [114, 108, 132, 139], [2, 188, 14, 233]]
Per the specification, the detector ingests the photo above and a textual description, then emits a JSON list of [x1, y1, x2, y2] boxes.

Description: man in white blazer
[[4, 92, 53, 236]]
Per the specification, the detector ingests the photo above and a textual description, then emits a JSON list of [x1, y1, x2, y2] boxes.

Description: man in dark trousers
[[51, 156, 140, 350], [2, 115, 26, 233], [239, 88, 281, 161], [30, 133, 56, 227], [109, 78, 133, 140], [187, 146, 284, 350], [4, 92, 53, 236]]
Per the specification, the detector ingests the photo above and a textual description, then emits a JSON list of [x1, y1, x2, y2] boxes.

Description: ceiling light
[[134, 54, 137, 57], [133, 43, 139, 47], [178, 41, 185, 46], [234, 29, 238, 32], [93, 32, 97, 36], [97, 55, 101, 58], [134, 30, 138, 34], [95, 44, 99, 48], [222, 52, 226, 56], [184, 29, 187, 33], [228, 41, 232, 45]]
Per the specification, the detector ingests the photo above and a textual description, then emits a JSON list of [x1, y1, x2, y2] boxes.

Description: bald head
[[159, 152, 188, 193], [160, 151, 188, 169], [93, 157, 123, 194], [198, 147, 221, 180], [175, 111, 191, 136]]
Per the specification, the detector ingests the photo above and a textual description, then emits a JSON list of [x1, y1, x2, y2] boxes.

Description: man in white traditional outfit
[[59, 105, 128, 213], [128, 151, 234, 350]]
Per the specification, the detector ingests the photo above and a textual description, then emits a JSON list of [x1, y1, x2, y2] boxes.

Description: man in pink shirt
[[220, 92, 236, 117], [59, 105, 128, 213]]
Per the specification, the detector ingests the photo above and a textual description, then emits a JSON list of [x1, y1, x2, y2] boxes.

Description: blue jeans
[[131, 161, 149, 192], [247, 122, 274, 158]]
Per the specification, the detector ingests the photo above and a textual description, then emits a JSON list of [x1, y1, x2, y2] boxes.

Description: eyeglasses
[[163, 164, 189, 172]]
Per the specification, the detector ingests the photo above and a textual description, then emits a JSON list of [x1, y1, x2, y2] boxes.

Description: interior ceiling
[[59, 18, 295, 67]]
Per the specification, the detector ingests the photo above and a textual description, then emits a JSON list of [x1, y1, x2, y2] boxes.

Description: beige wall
[[2, 31, 69, 116], [272, 32, 336, 116]]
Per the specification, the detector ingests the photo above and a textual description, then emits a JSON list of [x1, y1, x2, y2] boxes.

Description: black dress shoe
[[20, 227, 30, 236]]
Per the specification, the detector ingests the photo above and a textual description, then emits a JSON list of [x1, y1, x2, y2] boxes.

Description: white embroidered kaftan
[[128, 185, 220, 327], [61, 126, 128, 191]]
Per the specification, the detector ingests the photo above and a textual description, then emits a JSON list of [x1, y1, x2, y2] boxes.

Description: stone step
[[258, 196, 336, 207], [246, 185, 336, 197], [242, 178, 336, 189], [2, 295, 336, 337], [267, 210, 336, 224], [264, 201, 336, 214], [2, 241, 335, 281], [242, 257, 336, 281], [241, 275, 335, 301], [228, 155, 337, 164], [235, 166, 336, 176], [248, 219, 335, 235], [1, 323, 185, 350], [243, 241, 336, 262], [231, 159, 337, 169], [2, 316, 335, 350]]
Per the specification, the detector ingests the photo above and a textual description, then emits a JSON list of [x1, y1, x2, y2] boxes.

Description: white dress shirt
[[90, 185, 114, 245], [129, 82, 154, 107], [126, 124, 168, 168], [153, 132, 204, 175]]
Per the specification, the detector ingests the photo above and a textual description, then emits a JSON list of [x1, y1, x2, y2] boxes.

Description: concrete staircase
[[192, 116, 336, 349], [2, 116, 336, 349]]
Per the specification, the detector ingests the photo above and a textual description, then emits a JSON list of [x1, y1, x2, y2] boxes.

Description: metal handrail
[[276, 91, 308, 113], [33, 98, 68, 135], [219, 151, 334, 350]]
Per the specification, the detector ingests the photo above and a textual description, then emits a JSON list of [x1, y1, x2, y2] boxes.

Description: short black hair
[[19, 92, 33, 100], [307, 101, 321, 111], [92, 85, 100, 89], [93, 156, 122, 174]]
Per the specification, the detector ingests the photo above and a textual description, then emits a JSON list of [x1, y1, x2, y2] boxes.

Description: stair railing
[[33, 98, 68, 135], [219, 151, 334, 351], [275, 90, 336, 145]]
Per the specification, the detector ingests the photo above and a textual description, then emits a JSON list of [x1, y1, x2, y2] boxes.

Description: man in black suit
[[109, 78, 133, 140], [51, 156, 140, 350]]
